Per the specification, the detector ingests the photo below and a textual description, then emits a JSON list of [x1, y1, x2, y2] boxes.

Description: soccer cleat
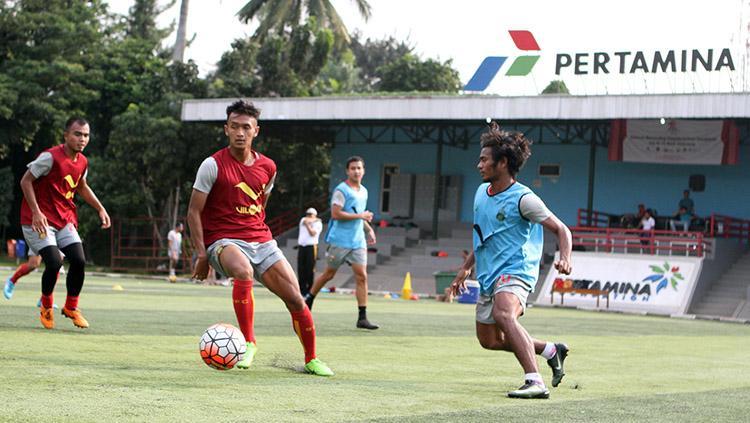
[[304, 358, 334, 376], [356, 319, 379, 330], [4, 277, 14, 300], [61, 307, 89, 328], [236, 342, 257, 369], [508, 380, 550, 399], [39, 306, 55, 329], [36, 298, 59, 309], [303, 293, 315, 310], [546, 343, 569, 387]]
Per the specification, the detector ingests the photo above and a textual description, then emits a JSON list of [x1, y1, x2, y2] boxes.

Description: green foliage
[[0, 167, 12, 227], [542, 80, 571, 94], [377, 54, 462, 93], [349, 32, 413, 92]]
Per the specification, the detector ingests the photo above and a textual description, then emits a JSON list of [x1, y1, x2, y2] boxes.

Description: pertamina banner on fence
[[536, 252, 703, 315], [608, 119, 739, 165]]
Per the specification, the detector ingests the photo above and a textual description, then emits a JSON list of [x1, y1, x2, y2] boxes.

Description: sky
[[107, 0, 750, 96]]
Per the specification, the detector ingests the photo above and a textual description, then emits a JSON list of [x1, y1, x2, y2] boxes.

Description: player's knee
[[67, 253, 86, 269], [232, 267, 253, 280], [492, 310, 516, 330]]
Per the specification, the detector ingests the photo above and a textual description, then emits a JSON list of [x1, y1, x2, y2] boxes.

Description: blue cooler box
[[15, 239, 27, 259], [457, 280, 480, 304]]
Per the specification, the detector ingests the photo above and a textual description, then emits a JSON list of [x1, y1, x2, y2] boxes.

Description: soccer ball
[[168, 274, 177, 283], [199, 323, 247, 370]]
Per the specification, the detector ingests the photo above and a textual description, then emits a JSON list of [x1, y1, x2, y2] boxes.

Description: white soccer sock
[[540, 342, 557, 360], [524, 372, 544, 385]]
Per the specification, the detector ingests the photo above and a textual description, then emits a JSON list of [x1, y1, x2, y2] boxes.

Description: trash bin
[[434, 271, 457, 295], [15, 239, 27, 259], [457, 280, 480, 304]]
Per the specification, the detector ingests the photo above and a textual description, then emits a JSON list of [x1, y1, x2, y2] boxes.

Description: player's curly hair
[[479, 121, 532, 177], [226, 99, 261, 121]]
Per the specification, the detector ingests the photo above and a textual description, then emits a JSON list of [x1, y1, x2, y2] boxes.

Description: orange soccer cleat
[[61, 307, 89, 329], [39, 306, 55, 329]]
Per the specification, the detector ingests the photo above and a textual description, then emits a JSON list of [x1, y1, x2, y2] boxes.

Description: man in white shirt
[[167, 223, 184, 281], [638, 210, 655, 251], [297, 208, 322, 296]]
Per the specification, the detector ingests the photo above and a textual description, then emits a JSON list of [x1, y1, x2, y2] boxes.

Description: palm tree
[[237, 0, 371, 46], [172, 0, 190, 62]]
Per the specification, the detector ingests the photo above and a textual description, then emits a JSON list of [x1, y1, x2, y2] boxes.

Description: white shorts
[[475, 277, 532, 325], [207, 239, 285, 278], [22, 224, 81, 255]]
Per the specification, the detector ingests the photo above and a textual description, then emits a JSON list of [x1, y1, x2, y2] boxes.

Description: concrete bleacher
[[690, 248, 750, 318]]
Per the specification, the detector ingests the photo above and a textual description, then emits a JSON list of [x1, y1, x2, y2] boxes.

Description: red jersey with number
[[201, 148, 276, 247], [20, 145, 88, 229]]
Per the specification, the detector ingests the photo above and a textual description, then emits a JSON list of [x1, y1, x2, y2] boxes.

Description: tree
[[349, 32, 412, 91], [542, 80, 570, 94], [377, 54, 462, 93], [210, 20, 333, 97], [237, 0, 371, 46]]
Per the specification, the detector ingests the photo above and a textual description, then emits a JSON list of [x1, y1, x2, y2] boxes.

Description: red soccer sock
[[291, 306, 317, 363], [40, 294, 54, 309], [10, 263, 31, 284], [64, 295, 79, 311], [232, 279, 256, 345]]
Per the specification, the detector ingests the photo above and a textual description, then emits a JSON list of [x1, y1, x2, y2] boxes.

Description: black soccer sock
[[39, 246, 64, 296], [61, 243, 86, 297], [358, 306, 367, 321]]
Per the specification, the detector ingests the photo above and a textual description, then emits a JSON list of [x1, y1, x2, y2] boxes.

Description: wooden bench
[[551, 286, 610, 308]]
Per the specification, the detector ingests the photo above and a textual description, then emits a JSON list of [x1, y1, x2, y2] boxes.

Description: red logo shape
[[509, 30, 540, 51]]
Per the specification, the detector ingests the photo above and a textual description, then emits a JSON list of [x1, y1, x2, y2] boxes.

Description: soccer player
[[187, 100, 333, 376], [450, 123, 572, 399], [19, 117, 111, 329], [304, 156, 379, 330]]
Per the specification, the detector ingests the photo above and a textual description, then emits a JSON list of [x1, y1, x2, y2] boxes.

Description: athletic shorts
[[22, 224, 81, 255], [207, 239, 285, 278], [325, 245, 367, 269], [476, 277, 532, 324], [168, 250, 180, 261]]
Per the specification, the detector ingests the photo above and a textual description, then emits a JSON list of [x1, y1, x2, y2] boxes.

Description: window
[[380, 164, 399, 213]]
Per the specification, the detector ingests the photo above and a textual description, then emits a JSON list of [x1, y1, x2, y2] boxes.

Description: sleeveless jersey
[[325, 181, 368, 249], [201, 148, 276, 247], [20, 145, 88, 230], [472, 182, 544, 295]]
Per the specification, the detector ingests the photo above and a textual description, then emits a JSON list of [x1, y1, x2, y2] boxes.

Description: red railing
[[576, 208, 619, 228], [570, 226, 710, 257], [708, 214, 750, 243]]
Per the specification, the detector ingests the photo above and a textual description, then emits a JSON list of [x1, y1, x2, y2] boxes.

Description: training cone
[[112, 284, 124, 291], [401, 272, 413, 300]]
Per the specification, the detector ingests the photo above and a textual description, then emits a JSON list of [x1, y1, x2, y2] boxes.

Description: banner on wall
[[608, 119, 739, 165], [536, 252, 703, 315]]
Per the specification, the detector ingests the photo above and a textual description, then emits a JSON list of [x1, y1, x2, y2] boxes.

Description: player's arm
[[77, 177, 111, 229], [363, 220, 376, 245], [540, 214, 572, 275], [187, 189, 209, 280], [449, 250, 475, 296], [19, 169, 47, 235], [303, 219, 317, 236]]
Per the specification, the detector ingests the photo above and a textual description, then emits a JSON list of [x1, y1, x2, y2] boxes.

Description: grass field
[[1, 273, 749, 422]]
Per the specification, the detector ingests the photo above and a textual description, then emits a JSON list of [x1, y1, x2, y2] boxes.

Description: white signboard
[[536, 252, 703, 315], [623, 119, 724, 165]]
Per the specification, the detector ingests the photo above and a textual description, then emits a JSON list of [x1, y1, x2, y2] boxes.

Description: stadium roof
[[181, 93, 749, 122]]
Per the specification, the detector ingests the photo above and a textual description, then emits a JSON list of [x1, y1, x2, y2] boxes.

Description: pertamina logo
[[642, 261, 683, 293], [63, 174, 81, 200], [234, 182, 265, 215], [464, 30, 541, 91]]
